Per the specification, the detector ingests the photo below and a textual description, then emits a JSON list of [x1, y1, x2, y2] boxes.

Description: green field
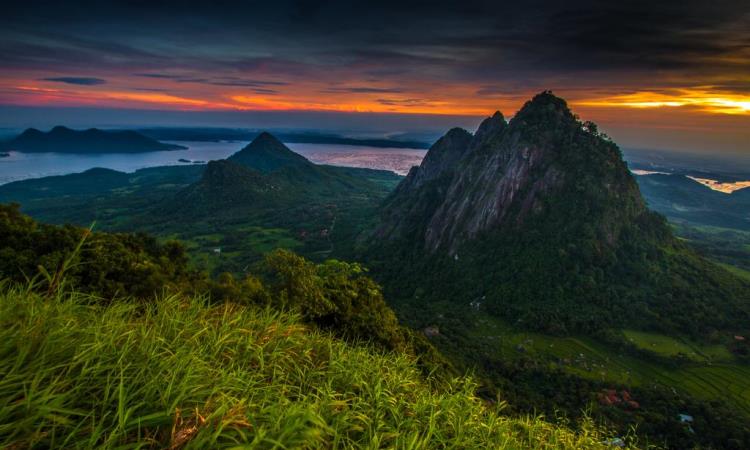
[[440, 310, 750, 416], [623, 329, 733, 362], [719, 262, 750, 281]]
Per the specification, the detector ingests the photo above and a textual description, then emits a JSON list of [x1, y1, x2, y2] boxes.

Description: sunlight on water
[[686, 176, 750, 193]]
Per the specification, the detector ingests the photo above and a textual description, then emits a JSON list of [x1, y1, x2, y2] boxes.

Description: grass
[[718, 263, 750, 281], [0, 286, 632, 449], [240, 226, 302, 254], [622, 330, 732, 362]]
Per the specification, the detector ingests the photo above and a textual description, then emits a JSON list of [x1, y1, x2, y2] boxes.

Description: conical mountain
[[369, 91, 749, 337], [161, 131, 393, 220], [228, 132, 312, 173]]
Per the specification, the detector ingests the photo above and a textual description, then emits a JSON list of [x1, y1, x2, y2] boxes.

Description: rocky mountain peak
[[471, 111, 507, 150], [376, 91, 644, 252], [401, 127, 472, 190]]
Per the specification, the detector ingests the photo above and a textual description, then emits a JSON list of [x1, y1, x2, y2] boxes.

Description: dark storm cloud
[[133, 73, 287, 88], [209, 78, 289, 87], [1, 0, 749, 87], [133, 74, 180, 79], [40, 77, 106, 85]]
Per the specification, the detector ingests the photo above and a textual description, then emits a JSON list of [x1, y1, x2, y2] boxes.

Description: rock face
[[400, 127, 473, 191], [378, 91, 644, 253]]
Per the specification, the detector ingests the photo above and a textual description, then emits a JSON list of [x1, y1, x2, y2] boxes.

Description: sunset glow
[[7, 80, 750, 119], [579, 89, 750, 115]]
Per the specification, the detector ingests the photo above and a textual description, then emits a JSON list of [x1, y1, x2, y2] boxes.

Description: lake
[[0, 141, 426, 185]]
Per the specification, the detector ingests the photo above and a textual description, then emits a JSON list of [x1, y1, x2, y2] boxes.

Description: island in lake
[[2, 126, 187, 153]]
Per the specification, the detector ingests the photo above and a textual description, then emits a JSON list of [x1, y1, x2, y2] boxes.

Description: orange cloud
[[576, 88, 750, 115], [103, 91, 213, 108]]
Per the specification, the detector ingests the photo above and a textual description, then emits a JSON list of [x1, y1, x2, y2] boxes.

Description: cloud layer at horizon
[[0, 0, 748, 152]]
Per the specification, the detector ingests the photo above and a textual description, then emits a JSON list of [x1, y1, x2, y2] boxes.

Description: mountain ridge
[[2, 126, 186, 153]]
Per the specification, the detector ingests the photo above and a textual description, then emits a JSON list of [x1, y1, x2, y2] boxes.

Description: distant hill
[[0, 132, 401, 273], [163, 132, 402, 222], [635, 173, 750, 231], [2, 126, 186, 153], [228, 131, 313, 173]]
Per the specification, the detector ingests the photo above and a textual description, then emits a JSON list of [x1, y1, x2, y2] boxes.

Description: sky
[[0, 0, 749, 153]]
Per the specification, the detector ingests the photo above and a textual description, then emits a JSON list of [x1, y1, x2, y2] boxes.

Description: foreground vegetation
[[0, 287, 634, 449], [0, 201, 636, 448]]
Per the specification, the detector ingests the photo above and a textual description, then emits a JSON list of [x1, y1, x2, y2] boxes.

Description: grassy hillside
[[0, 287, 630, 449]]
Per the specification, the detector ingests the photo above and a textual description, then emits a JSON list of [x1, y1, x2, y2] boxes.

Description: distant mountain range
[[635, 172, 750, 230], [137, 127, 432, 149], [1, 126, 186, 153]]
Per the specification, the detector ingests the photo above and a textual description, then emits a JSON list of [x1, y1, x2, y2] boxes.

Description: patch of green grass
[[0, 286, 630, 449], [678, 365, 750, 416], [241, 226, 302, 254], [718, 263, 750, 281], [455, 311, 750, 413], [623, 330, 732, 362]]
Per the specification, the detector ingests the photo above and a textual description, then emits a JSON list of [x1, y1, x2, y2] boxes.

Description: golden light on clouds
[[577, 88, 750, 115], [103, 92, 213, 108]]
